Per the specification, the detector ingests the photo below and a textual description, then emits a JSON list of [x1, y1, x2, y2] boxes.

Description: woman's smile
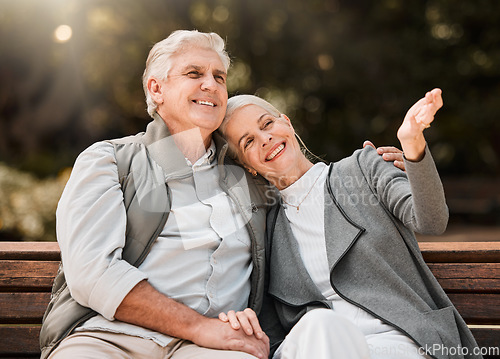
[[223, 103, 313, 189], [265, 142, 286, 161]]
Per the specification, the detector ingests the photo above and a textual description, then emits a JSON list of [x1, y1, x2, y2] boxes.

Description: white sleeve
[[56, 141, 148, 320]]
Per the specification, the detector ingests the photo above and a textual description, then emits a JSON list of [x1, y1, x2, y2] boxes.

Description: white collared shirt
[[61, 141, 252, 346]]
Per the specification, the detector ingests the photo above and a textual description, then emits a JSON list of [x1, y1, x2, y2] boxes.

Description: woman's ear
[[281, 114, 294, 131], [244, 166, 258, 177], [147, 77, 163, 104]]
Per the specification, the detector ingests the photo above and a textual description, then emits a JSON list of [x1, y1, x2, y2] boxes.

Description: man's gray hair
[[143, 30, 231, 117]]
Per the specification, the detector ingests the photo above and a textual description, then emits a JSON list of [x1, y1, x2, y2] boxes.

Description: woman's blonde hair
[[219, 94, 324, 164]]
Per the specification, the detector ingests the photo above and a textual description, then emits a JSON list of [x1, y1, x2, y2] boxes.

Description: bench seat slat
[[0, 261, 59, 292], [0, 293, 51, 324]]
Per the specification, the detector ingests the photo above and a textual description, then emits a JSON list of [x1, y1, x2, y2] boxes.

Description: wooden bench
[[0, 241, 499, 358]]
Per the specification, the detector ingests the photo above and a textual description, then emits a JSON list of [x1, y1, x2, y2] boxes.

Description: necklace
[[281, 168, 323, 213]]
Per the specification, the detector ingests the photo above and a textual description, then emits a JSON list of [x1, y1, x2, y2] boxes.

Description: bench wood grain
[[0, 241, 498, 358]]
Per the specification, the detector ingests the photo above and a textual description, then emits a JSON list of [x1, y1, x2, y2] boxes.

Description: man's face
[[154, 46, 228, 137]]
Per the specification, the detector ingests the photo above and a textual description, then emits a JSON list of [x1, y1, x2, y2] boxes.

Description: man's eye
[[187, 71, 201, 77], [215, 75, 226, 84]]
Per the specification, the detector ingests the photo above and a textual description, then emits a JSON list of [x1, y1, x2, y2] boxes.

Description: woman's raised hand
[[218, 308, 266, 340], [397, 88, 443, 161]]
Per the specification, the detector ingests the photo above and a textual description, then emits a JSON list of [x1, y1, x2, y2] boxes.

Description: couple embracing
[[41, 30, 480, 359]]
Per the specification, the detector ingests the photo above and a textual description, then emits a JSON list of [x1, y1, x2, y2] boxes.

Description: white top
[[58, 141, 252, 346], [278, 162, 398, 356], [280, 162, 337, 300]]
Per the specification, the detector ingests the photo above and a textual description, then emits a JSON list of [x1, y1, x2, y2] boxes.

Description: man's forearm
[[114, 279, 203, 341], [114, 280, 270, 358]]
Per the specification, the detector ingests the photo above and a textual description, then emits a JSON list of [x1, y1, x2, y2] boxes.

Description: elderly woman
[[218, 90, 481, 359]]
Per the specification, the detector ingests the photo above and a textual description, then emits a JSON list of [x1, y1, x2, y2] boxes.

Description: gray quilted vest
[[40, 114, 270, 358]]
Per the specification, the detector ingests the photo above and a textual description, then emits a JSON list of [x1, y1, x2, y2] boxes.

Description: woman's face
[[224, 104, 306, 187]]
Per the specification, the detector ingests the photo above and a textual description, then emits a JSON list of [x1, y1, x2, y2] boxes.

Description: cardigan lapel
[[268, 164, 366, 306], [268, 205, 325, 306], [324, 164, 366, 271]]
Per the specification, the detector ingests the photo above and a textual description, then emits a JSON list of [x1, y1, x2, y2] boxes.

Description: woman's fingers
[[219, 309, 265, 339], [241, 308, 265, 339], [226, 310, 241, 330], [415, 88, 443, 128], [381, 151, 405, 171], [377, 146, 403, 155], [219, 312, 228, 322], [362, 140, 376, 149], [362, 142, 406, 171]]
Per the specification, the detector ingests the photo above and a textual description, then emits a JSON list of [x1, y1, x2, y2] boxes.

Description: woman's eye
[[244, 138, 253, 149], [263, 120, 273, 128]]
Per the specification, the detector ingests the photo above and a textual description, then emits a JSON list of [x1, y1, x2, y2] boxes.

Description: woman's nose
[[261, 135, 272, 147]]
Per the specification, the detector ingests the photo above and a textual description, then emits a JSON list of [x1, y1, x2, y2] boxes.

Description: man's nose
[[201, 74, 218, 91]]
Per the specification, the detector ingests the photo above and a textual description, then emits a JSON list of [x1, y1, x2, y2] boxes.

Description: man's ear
[[147, 77, 163, 104]]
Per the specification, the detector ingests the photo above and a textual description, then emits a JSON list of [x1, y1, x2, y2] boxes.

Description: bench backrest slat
[[420, 241, 500, 263], [0, 242, 60, 261], [0, 260, 60, 292], [0, 241, 498, 357], [448, 293, 500, 324], [0, 292, 51, 324], [0, 326, 41, 357], [427, 263, 500, 293]]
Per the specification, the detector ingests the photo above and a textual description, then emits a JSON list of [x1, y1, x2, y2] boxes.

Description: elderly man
[[40, 30, 271, 359]]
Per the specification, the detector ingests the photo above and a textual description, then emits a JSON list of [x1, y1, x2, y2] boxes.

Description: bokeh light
[[54, 24, 72, 43]]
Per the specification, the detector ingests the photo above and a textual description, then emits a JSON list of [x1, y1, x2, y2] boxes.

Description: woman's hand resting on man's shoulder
[[363, 141, 406, 171]]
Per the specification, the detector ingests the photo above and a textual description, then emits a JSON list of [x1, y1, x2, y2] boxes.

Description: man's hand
[[363, 140, 405, 171], [193, 316, 269, 358], [114, 281, 269, 358]]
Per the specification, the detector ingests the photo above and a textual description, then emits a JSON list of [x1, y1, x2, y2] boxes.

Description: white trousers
[[274, 307, 432, 359]]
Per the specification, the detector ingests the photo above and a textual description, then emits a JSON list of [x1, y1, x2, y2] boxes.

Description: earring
[[247, 168, 257, 177]]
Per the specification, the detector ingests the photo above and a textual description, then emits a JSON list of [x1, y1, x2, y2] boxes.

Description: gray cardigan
[[260, 146, 481, 359]]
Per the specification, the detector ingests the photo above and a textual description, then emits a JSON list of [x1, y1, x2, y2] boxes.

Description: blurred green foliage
[[0, 162, 69, 241], [0, 0, 499, 240]]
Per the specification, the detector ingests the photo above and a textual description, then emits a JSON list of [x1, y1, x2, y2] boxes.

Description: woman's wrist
[[399, 133, 426, 162]]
